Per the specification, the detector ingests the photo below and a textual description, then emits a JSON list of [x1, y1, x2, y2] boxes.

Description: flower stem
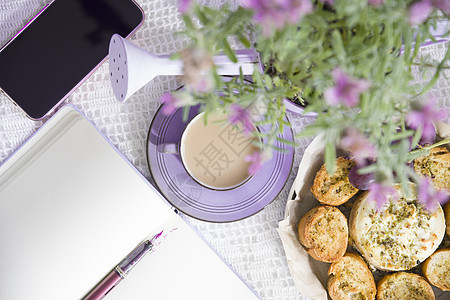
[[409, 137, 450, 156], [412, 62, 450, 69]]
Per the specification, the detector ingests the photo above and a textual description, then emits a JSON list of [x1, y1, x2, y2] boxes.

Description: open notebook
[[0, 106, 260, 300]]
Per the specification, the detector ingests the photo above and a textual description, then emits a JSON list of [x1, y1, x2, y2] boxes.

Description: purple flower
[[418, 177, 449, 211], [368, 0, 383, 5], [324, 68, 370, 108], [244, 150, 271, 175], [367, 182, 398, 210], [160, 93, 178, 115], [409, 0, 433, 25], [241, 0, 313, 35], [229, 104, 255, 135], [340, 128, 377, 165], [179, 0, 193, 14], [432, 0, 450, 14], [159, 92, 193, 115], [407, 96, 447, 142], [408, 0, 449, 25], [245, 151, 263, 175]]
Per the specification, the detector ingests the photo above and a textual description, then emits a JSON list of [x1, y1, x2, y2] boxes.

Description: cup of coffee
[[158, 111, 259, 190]]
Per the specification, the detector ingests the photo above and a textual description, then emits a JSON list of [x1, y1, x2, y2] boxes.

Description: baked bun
[[377, 272, 435, 300], [298, 205, 348, 263], [422, 248, 450, 291], [445, 201, 450, 237], [414, 146, 450, 193], [349, 183, 445, 271], [311, 156, 358, 206], [327, 252, 376, 300]]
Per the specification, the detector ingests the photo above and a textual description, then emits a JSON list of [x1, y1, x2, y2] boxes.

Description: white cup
[[158, 111, 259, 190]]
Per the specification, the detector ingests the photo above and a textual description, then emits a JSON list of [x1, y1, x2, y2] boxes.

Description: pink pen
[[83, 231, 163, 300]]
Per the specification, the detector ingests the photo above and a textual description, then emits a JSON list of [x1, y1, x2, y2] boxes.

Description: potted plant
[[160, 0, 449, 207]]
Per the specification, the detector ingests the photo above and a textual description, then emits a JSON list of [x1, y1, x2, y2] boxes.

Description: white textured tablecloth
[[0, 1, 448, 299]]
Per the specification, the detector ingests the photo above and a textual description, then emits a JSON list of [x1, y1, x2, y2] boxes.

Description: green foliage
[[178, 1, 449, 189]]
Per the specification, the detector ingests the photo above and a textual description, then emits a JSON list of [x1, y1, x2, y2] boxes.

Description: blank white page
[[106, 213, 261, 300], [0, 106, 173, 299]]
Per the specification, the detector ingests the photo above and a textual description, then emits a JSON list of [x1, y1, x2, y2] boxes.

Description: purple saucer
[[146, 105, 294, 222]]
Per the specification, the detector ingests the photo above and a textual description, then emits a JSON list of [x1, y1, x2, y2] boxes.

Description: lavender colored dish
[[146, 104, 294, 222]]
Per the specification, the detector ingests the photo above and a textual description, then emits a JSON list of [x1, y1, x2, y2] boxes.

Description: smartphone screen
[[0, 0, 143, 119]]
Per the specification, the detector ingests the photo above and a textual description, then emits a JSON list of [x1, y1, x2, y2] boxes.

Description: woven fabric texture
[[0, 1, 448, 300]]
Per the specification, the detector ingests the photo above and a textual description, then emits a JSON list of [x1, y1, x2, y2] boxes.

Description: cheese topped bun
[[349, 183, 445, 271]]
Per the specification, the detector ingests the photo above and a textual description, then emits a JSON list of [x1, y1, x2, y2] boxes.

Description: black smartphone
[[0, 0, 144, 120]]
